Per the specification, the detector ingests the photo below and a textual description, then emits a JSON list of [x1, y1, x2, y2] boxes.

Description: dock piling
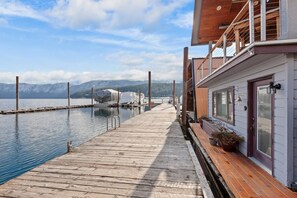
[[67, 141, 73, 153], [67, 82, 70, 108], [182, 47, 188, 126], [16, 76, 19, 111], [148, 71, 151, 110], [91, 87, 94, 105], [172, 80, 176, 107]]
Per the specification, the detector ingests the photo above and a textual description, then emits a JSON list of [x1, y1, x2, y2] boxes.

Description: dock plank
[[0, 104, 208, 197]]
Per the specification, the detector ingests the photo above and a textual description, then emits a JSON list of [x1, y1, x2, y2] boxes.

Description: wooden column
[[260, 0, 266, 41], [91, 87, 94, 105], [16, 76, 19, 111], [208, 41, 213, 74], [117, 88, 120, 106], [249, 0, 255, 43], [182, 47, 188, 126], [223, 34, 227, 63], [235, 29, 240, 54], [67, 82, 70, 107], [172, 80, 176, 107], [148, 71, 151, 110]]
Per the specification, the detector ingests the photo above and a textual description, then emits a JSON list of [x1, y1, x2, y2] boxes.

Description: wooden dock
[[0, 104, 210, 197], [190, 123, 297, 198], [0, 104, 94, 115]]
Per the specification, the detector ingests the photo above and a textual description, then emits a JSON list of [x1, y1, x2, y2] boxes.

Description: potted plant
[[199, 117, 220, 136], [211, 127, 244, 152]]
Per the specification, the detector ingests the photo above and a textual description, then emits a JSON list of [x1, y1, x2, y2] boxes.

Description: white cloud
[[46, 0, 190, 30], [0, 1, 47, 21], [0, 68, 182, 84], [171, 12, 193, 29]]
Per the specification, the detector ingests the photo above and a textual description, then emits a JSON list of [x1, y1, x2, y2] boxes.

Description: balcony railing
[[196, 0, 280, 83]]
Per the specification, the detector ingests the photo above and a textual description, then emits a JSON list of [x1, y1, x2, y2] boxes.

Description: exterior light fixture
[[267, 82, 281, 94], [216, 5, 222, 11]]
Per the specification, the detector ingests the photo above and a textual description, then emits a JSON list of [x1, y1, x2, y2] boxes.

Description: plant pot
[[221, 142, 237, 152], [201, 119, 219, 136], [209, 137, 217, 146]]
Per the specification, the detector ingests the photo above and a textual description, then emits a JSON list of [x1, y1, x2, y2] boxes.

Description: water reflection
[[0, 106, 145, 184]]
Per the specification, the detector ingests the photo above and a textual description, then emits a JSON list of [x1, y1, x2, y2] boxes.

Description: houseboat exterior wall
[[206, 54, 296, 186]]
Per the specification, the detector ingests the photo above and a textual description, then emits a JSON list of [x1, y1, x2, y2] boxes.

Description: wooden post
[[276, 16, 280, 38], [260, 0, 266, 41], [235, 29, 240, 54], [148, 71, 151, 110], [172, 80, 176, 107], [201, 63, 204, 79], [67, 82, 70, 108], [182, 47, 188, 126], [117, 88, 120, 106], [223, 34, 227, 63], [91, 87, 94, 105], [138, 91, 141, 105], [67, 141, 72, 153], [208, 41, 213, 74], [16, 76, 19, 111], [249, 0, 255, 43]]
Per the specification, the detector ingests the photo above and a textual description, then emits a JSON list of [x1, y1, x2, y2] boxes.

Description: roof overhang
[[191, 0, 246, 46], [196, 39, 297, 87]]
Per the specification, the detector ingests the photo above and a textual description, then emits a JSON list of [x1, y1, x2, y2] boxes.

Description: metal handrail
[[106, 115, 121, 131]]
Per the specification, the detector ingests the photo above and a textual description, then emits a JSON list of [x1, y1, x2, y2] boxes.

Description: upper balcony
[[192, 0, 281, 85]]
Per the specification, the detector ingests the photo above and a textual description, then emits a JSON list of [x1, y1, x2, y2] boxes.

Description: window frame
[[212, 86, 235, 125]]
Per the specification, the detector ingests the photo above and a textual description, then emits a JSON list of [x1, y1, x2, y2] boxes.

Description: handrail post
[[249, 0, 255, 43], [201, 63, 204, 79], [260, 0, 266, 41], [113, 117, 117, 129], [208, 41, 213, 74], [223, 34, 227, 63]]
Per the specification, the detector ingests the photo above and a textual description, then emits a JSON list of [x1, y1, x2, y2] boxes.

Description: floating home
[[187, 0, 297, 195]]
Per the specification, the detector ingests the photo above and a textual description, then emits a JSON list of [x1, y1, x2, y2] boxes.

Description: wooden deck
[[0, 104, 94, 115], [190, 123, 297, 198], [0, 104, 209, 198]]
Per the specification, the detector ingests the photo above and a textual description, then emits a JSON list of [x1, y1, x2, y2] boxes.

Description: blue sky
[[0, 0, 207, 84]]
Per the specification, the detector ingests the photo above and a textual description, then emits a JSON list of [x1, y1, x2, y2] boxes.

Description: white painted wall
[[293, 54, 297, 183], [206, 54, 294, 186]]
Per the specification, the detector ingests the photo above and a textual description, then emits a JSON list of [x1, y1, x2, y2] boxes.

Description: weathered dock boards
[[0, 104, 94, 115], [0, 104, 208, 198]]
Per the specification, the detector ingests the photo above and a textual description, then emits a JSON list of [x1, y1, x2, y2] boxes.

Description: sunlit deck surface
[[0, 104, 206, 198], [190, 123, 297, 198]]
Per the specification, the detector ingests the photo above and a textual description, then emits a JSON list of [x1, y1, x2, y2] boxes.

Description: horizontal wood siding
[[208, 54, 289, 185], [294, 54, 297, 182]]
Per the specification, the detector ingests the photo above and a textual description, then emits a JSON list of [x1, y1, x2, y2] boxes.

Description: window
[[213, 87, 234, 124]]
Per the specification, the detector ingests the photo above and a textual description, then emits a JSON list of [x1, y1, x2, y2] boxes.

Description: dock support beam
[[148, 71, 152, 110], [16, 76, 19, 111], [182, 47, 188, 126], [67, 82, 70, 108], [172, 80, 176, 107]]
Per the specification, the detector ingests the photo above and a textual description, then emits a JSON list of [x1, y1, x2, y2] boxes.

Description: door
[[249, 78, 273, 170]]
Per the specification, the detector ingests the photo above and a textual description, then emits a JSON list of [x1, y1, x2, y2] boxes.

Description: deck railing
[[196, 0, 280, 83]]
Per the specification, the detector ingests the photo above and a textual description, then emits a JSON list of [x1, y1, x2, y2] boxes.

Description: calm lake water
[[0, 99, 145, 184]]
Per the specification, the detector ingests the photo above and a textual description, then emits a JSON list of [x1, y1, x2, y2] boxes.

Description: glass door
[[250, 78, 273, 170]]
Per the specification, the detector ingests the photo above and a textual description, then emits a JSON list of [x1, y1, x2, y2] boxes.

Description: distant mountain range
[[71, 83, 183, 98], [0, 80, 182, 99]]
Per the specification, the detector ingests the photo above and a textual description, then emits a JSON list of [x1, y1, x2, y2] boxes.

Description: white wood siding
[[207, 54, 292, 185], [293, 54, 297, 182]]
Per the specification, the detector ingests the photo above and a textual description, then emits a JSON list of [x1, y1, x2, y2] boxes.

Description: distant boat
[[94, 89, 120, 108], [120, 92, 145, 106]]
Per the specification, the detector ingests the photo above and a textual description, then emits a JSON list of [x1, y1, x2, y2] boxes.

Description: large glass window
[[213, 87, 234, 124]]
